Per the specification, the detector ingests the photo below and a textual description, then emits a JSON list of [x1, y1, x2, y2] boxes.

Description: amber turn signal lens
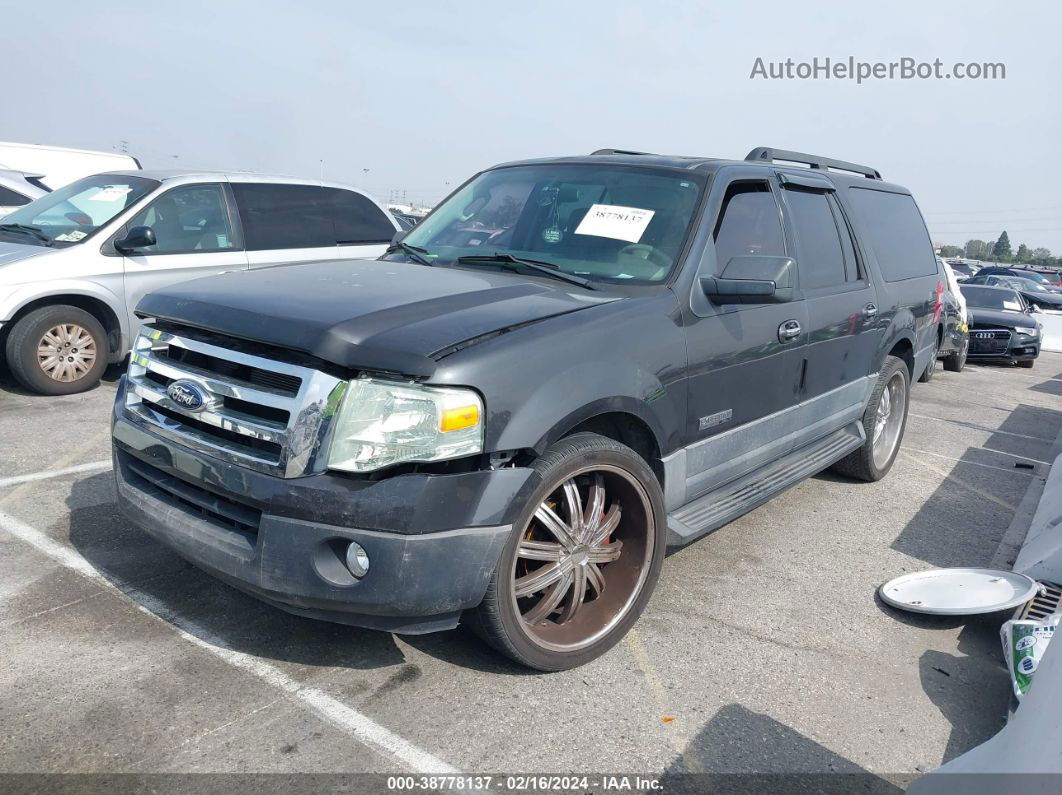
[[440, 404, 480, 432]]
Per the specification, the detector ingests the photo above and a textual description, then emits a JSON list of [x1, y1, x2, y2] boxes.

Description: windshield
[[396, 164, 704, 284], [0, 174, 159, 247], [1008, 277, 1048, 293], [961, 285, 1025, 312]]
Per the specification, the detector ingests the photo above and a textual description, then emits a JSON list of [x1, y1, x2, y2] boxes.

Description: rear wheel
[[831, 355, 910, 482], [943, 339, 968, 372], [470, 433, 665, 671], [918, 336, 939, 383], [4, 305, 108, 395]]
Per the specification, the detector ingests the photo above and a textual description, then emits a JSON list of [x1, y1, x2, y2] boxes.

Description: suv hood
[[968, 307, 1038, 331], [137, 258, 620, 377]]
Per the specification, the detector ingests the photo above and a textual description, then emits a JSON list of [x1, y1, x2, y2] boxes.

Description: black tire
[[918, 335, 939, 383], [943, 339, 968, 373], [831, 355, 911, 482], [469, 432, 666, 671], [1018, 359, 1035, 369], [4, 305, 108, 395]]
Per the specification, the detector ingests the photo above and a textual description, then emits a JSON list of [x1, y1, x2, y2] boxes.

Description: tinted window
[[848, 188, 936, 282], [233, 184, 334, 250], [126, 184, 234, 253], [713, 182, 785, 269], [785, 188, 847, 289], [326, 188, 395, 243], [0, 186, 30, 206]]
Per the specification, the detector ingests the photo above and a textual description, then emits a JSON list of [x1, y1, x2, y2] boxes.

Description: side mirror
[[701, 255, 796, 304], [115, 225, 157, 253]]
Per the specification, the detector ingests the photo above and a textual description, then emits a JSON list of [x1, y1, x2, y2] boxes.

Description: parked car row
[[0, 141, 1045, 669]]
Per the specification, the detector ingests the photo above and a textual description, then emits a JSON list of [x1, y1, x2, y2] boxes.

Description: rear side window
[[784, 188, 847, 289], [0, 186, 30, 206], [325, 188, 396, 243], [233, 184, 393, 250], [233, 184, 334, 250], [848, 188, 937, 282], [713, 182, 785, 268]]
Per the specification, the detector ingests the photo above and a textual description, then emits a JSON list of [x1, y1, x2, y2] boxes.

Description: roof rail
[[745, 147, 881, 180], [590, 148, 655, 156]]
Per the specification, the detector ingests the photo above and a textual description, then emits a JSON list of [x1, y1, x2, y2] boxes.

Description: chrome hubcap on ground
[[872, 371, 906, 469], [512, 465, 653, 652], [37, 324, 97, 382]]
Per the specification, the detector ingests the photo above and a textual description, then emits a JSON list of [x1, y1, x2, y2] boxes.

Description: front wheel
[[1018, 359, 1035, 369], [470, 433, 665, 671], [4, 305, 109, 395], [831, 355, 911, 482]]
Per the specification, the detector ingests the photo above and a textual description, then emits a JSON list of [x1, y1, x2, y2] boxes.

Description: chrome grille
[[125, 326, 347, 477], [969, 328, 1011, 354]]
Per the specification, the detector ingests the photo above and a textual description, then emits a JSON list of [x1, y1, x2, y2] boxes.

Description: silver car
[[0, 171, 399, 394], [0, 169, 48, 218]]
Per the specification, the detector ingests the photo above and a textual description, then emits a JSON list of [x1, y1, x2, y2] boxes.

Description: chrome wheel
[[511, 465, 654, 653], [36, 323, 97, 383], [872, 371, 907, 469]]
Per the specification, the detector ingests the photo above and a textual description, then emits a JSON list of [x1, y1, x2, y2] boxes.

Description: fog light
[[345, 542, 370, 578]]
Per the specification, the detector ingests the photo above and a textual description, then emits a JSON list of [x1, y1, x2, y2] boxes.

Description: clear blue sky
[[4, 0, 1060, 251]]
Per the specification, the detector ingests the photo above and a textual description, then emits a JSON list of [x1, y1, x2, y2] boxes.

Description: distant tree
[[1033, 247, 1051, 260], [965, 239, 987, 259], [992, 231, 1012, 261], [939, 245, 963, 258], [1015, 243, 1031, 263]]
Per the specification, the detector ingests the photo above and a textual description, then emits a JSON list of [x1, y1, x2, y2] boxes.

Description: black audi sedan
[[959, 284, 1042, 368]]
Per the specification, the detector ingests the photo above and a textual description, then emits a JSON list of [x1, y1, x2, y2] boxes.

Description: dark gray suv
[[111, 147, 946, 670]]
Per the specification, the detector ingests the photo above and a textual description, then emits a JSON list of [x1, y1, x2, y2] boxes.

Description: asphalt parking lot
[[2, 354, 1061, 786]]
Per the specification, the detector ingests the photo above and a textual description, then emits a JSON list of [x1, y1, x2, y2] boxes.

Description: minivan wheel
[[470, 433, 665, 671], [831, 355, 910, 482], [943, 339, 967, 372], [5, 305, 108, 395]]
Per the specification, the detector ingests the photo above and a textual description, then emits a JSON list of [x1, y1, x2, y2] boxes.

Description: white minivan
[[0, 171, 400, 394]]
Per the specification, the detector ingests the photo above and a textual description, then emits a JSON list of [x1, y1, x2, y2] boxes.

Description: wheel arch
[[4, 293, 125, 361]]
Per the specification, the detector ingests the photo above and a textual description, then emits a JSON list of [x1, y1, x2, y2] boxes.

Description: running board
[[666, 422, 865, 546]]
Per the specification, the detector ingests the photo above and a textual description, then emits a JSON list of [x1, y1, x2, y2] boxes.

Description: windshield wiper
[[457, 252, 595, 290], [0, 223, 53, 246], [384, 240, 433, 266]]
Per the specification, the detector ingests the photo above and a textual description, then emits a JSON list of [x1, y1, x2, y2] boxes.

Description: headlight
[[327, 377, 483, 473], [1017, 327, 1040, 339]]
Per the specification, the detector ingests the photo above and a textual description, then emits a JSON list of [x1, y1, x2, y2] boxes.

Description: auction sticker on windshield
[[575, 204, 655, 243]]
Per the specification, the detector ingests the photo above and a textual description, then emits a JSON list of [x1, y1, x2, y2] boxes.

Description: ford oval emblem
[[166, 380, 208, 412]]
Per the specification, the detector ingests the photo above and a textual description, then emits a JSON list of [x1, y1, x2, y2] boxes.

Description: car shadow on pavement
[[659, 703, 905, 793], [0, 362, 124, 397], [64, 471, 530, 677]]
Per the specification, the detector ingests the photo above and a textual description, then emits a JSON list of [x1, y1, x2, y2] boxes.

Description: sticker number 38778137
[[574, 204, 656, 244]]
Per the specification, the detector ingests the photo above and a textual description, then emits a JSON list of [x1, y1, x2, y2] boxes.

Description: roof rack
[[745, 147, 881, 180], [590, 148, 655, 156]]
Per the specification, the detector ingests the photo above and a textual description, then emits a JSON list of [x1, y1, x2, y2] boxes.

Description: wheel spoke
[[589, 504, 621, 547], [588, 539, 623, 564], [558, 563, 587, 623], [522, 572, 572, 625], [514, 559, 573, 598], [585, 562, 605, 596], [517, 539, 565, 562], [562, 479, 583, 537], [582, 475, 605, 543], [533, 503, 577, 550]]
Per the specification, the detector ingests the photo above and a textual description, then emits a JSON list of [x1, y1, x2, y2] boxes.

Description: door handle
[[778, 319, 802, 343], [863, 302, 878, 318]]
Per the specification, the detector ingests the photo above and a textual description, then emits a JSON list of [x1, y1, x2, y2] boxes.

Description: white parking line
[[0, 460, 112, 489], [0, 508, 458, 774], [909, 413, 1050, 442], [903, 447, 1045, 473]]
